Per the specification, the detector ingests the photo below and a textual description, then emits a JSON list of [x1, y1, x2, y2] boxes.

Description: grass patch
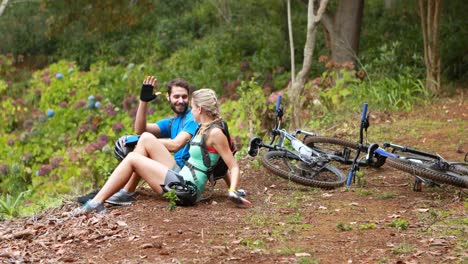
[[388, 219, 409, 230], [357, 188, 373, 196], [359, 222, 377, 230], [336, 222, 353, 231], [392, 241, 415, 255], [241, 238, 265, 250], [375, 192, 396, 200]]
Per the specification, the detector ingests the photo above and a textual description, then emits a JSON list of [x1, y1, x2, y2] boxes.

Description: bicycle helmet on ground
[[163, 181, 198, 206], [114, 135, 136, 161]]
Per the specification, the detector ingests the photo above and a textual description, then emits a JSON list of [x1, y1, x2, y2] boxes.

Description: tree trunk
[[287, 0, 295, 83], [0, 0, 9, 17], [321, 0, 364, 64], [384, 0, 398, 9], [288, 0, 329, 129], [419, 0, 441, 93]]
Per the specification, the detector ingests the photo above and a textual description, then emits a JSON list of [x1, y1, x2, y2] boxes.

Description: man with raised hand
[[79, 76, 199, 205]]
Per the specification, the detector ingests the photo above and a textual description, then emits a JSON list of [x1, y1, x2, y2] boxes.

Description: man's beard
[[171, 103, 188, 115]]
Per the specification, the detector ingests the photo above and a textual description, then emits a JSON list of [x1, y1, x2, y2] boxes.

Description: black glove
[[140, 84, 157, 102]]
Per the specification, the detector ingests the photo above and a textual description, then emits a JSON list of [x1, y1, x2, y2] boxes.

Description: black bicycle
[[248, 96, 346, 189], [304, 103, 468, 190]]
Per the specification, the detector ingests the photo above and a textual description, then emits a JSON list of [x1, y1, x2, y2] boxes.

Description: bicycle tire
[[262, 150, 346, 189], [389, 150, 468, 177], [386, 157, 468, 188], [304, 136, 386, 168], [449, 164, 468, 176]]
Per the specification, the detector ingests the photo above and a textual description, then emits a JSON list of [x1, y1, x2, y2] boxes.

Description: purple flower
[[85, 143, 98, 153], [78, 124, 92, 134], [122, 95, 137, 112], [105, 104, 117, 117], [98, 134, 109, 144], [74, 99, 86, 110], [42, 77, 51, 85], [23, 119, 34, 130], [7, 138, 15, 146], [50, 157, 63, 168], [112, 121, 124, 132], [0, 164, 9, 176], [37, 164, 52, 176]]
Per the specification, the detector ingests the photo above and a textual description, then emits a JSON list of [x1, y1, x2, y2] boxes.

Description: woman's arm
[[207, 128, 251, 206]]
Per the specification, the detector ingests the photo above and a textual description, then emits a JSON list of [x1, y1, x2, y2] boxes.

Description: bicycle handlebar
[[361, 103, 368, 122], [348, 102, 369, 186], [276, 95, 282, 112]]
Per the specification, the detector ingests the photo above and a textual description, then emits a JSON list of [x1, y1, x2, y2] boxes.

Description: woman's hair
[[192, 88, 220, 119]]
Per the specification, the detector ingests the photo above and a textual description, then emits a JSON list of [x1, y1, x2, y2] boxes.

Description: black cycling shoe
[[77, 188, 101, 205]]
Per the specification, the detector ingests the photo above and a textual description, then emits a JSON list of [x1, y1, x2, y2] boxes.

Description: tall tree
[[419, 0, 441, 93], [288, 0, 329, 129], [321, 0, 364, 64], [0, 0, 9, 17], [287, 0, 295, 83]]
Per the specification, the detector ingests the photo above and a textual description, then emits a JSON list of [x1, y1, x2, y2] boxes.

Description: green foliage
[[221, 79, 269, 148], [392, 241, 415, 255], [336, 222, 353, 231], [358, 222, 377, 230], [162, 189, 179, 211], [0, 60, 175, 212], [0, 191, 28, 218], [318, 42, 431, 114], [389, 218, 409, 230], [240, 237, 265, 250]]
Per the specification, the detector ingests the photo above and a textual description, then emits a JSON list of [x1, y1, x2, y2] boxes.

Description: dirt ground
[[0, 96, 467, 264]]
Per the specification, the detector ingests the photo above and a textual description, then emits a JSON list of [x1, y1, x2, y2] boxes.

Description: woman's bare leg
[[122, 132, 176, 192], [92, 152, 170, 203]]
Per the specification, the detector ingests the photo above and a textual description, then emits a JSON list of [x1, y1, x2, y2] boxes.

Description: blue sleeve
[[182, 113, 199, 136], [156, 118, 172, 138]]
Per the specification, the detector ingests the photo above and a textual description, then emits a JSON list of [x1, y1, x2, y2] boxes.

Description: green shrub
[[221, 79, 269, 149]]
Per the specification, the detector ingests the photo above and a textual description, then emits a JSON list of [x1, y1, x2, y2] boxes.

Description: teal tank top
[[179, 136, 220, 198]]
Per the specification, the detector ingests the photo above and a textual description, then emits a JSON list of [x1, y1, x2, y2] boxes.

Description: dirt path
[[0, 97, 466, 263]]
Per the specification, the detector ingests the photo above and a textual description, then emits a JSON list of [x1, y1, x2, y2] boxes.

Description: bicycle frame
[[347, 103, 468, 188], [248, 96, 347, 188], [253, 95, 326, 165]]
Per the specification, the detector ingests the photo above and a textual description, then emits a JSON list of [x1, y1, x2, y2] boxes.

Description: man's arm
[[134, 102, 162, 136], [134, 76, 162, 136], [159, 131, 192, 152]]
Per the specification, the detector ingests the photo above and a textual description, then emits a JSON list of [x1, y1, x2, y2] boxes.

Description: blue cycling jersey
[[156, 108, 199, 167]]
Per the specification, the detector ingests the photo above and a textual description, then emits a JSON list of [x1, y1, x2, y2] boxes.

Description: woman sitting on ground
[[74, 88, 251, 214]]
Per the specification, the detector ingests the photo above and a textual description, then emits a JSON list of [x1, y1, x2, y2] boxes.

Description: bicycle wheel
[[304, 136, 386, 168], [386, 157, 468, 188], [449, 164, 468, 175], [262, 150, 346, 189], [389, 150, 468, 176]]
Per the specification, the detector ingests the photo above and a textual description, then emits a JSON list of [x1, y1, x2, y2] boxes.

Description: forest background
[[0, 0, 466, 219]]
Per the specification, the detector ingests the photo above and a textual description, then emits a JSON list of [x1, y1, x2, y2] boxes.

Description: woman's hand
[[228, 189, 252, 207]]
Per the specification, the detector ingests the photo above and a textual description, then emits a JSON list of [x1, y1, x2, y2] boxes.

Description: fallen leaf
[[116, 221, 127, 227], [417, 208, 430, 212]]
